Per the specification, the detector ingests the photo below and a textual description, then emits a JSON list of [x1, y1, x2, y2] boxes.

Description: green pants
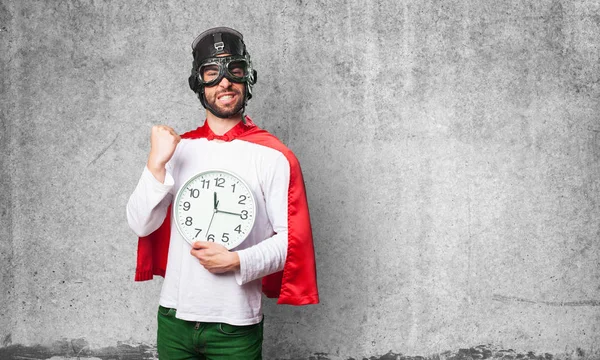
[[157, 306, 263, 360]]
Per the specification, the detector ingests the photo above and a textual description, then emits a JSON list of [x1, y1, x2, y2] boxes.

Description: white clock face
[[174, 169, 256, 250]]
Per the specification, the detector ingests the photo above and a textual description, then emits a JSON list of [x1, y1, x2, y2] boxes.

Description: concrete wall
[[1, 0, 599, 359]]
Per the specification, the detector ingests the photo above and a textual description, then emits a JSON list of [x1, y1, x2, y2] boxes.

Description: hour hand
[[213, 192, 219, 210]]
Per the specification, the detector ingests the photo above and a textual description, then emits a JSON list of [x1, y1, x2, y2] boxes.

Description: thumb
[[192, 241, 210, 250]]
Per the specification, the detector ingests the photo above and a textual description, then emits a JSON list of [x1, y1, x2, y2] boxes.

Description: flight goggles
[[196, 55, 255, 87]]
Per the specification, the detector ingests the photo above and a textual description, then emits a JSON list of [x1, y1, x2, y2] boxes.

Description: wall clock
[[174, 169, 256, 250]]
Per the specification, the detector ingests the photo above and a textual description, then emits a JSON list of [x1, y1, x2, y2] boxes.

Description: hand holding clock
[[147, 125, 181, 183], [190, 241, 240, 274]]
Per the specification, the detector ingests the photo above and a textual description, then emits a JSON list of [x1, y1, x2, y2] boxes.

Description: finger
[[157, 125, 169, 132], [165, 128, 181, 142], [192, 241, 211, 250], [164, 126, 178, 136], [190, 249, 207, 262]]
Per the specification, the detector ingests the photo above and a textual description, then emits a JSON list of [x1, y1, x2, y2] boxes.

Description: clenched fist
[[147, 125, 181, 183]]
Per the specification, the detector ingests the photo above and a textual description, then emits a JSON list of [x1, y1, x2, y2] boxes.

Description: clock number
[[238, 195, 246, 205], [215, 178, 225, 188], [240, 210, 248, 220], [234, 225, 242, 234], [231, 184, 236, 193], [185, 217, 193, 226], [207, 234, 215, 242], [183, 201, 191, 211], [188, 189, 199, 198], [194, 228, 202, 237], [221, 233, 230, 243], [201, 179, 210, 189]]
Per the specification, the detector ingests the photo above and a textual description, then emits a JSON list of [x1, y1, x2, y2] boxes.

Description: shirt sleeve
[[126, 166, 175, 237], [234, 153, 290, 285]]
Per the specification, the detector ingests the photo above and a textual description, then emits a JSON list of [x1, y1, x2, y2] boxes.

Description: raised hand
[[147, 125, 181, 182]]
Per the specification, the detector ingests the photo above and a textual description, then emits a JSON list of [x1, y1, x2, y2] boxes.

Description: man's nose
[[218, 76, 231, 88]]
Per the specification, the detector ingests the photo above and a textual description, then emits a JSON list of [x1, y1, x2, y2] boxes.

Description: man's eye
[[231, 69, 244, 77], [203, 70, 219, 80]]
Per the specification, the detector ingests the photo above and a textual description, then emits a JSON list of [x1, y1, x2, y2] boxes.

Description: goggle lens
[[201, 64, 220, 83], [227, 60, 248, 80]]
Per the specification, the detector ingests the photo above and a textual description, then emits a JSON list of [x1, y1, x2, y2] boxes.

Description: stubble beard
[[205, 88, 245, 119]]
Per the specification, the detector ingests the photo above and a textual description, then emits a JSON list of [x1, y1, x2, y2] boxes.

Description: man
[[126, 27, 319, 359]]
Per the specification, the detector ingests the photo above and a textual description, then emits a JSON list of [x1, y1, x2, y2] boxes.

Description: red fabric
[[134, 117, 319, 306], [135, 205, 171, 281]]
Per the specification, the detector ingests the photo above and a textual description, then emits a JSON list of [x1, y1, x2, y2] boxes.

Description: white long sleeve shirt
[[127, 127, 292, 325]]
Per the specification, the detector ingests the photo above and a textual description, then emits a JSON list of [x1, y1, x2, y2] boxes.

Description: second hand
[[205, 209, 216, 240]]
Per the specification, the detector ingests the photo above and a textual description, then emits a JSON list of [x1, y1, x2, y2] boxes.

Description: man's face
[[201, 57, 246, 119]]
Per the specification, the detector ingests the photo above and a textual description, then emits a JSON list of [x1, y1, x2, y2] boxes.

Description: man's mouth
[[217, 92, 237, 105]]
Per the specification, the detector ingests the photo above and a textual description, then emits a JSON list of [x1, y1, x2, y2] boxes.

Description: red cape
[[134, 117, 319, 306]]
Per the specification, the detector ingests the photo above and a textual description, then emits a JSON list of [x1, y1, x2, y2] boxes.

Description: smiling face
[[201, 60, 246, 119]]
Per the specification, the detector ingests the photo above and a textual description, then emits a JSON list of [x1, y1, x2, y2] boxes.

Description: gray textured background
[[1, 1, 599, 359]]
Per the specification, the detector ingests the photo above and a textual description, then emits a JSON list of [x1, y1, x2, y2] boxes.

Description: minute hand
[[216, 209, 242, 216]]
